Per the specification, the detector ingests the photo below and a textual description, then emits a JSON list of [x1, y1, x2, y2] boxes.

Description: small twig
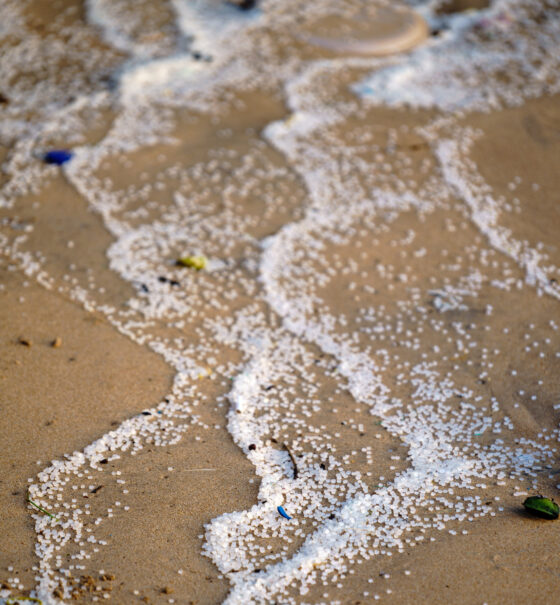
[[27, 493, 57, 520], [283, 443, 299, 480]]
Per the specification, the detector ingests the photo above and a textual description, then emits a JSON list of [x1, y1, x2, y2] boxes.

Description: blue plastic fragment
[[44, 149, 73, 165], [277, 505, 292, 520]]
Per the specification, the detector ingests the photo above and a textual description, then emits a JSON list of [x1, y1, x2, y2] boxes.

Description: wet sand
[[0, 264, 173, 598]]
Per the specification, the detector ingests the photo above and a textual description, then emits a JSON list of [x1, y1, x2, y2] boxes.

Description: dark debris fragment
[[523, 495, 559, 520]]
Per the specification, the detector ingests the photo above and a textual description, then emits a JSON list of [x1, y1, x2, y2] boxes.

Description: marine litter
[[1, 0, 560, 603]]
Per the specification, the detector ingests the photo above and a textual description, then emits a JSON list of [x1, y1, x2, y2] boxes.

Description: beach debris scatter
[[1, 0, 560, 602]]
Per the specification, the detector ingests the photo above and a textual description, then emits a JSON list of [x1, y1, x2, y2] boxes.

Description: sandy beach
[[1, 1, 560, 604]]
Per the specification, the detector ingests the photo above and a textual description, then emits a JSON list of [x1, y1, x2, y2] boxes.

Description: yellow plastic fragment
[[284, 113, 297, 126], [177, 255, 207, 270]]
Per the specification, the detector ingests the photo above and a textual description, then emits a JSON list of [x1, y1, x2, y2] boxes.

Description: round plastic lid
[[299, 6, 428, 56]]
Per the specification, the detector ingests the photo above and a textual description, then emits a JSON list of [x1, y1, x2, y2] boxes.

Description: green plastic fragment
[[177, 255, 207, 270], [523, 495, 559, 520]]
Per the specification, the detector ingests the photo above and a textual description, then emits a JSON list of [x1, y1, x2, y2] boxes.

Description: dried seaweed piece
[[283, 442, 299, 479]]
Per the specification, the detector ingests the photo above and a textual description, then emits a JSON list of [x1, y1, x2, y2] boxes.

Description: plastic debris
[[176, 255, 207, 270], [277, 505, 292, 520], [43, 149, 73, 165], [523, 495, 559, 520], [229, 0, 258, 10]]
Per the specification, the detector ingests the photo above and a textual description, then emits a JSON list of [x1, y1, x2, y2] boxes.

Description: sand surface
[[1, 1, 560, 604]]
